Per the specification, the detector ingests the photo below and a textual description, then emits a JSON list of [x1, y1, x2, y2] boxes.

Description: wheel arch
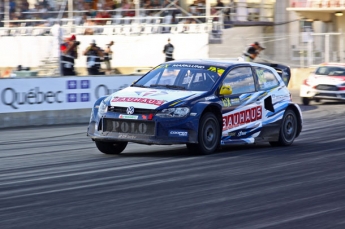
[[287, 103, 303, 138], [199, 103, 223, 134]]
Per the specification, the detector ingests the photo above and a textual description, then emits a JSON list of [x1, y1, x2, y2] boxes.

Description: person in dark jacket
[[60, 35, 79, 76], [163, 38, 175, 62], [83, 39, 104, 75], [241, 41, 265, 62]]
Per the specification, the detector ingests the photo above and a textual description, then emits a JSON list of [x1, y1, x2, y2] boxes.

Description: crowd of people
[[0, 0, 234, 28]]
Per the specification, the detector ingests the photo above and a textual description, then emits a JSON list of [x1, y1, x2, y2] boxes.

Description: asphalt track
[[1, 91, 345, 229]]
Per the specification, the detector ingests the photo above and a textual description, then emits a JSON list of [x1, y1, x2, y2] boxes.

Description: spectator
[[241, 42, 265, 62], [215, 0, 224, 11], [103, 41, 114, 75], [122, 0, 131, 17], [60, 35, 79, 76], [9, 0, 16, 13], [83, 17, 96, 35], [95, 9, 111, 25], [83, 39, 104, 75], [163, 38, 174, 62], [126, 2, 135, 17], [189, 1, 198, 15]]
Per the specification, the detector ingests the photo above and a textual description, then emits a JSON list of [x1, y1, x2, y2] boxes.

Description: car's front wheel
[[187, 112, 220, 155], [301, 97, 310, 105], [269, 109, 298, 147], [95, 141, 128, 155]]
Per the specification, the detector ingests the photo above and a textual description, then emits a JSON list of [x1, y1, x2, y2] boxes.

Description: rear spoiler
[[257, 63, 291, 86]]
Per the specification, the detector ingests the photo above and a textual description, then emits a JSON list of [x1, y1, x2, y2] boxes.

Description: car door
[[220, 66, 262, 140], [252, 66, 287, 138]]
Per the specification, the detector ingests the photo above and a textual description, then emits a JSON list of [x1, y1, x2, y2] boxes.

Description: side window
[[254, 67, 279, 90], [223, 67, 255, 95]]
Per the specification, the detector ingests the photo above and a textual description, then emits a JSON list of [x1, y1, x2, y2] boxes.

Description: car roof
[[319, 62, 345, 67]]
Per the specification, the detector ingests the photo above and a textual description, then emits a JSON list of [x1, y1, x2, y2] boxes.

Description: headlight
[[156, 107, 190, 118], [97, 101, 108, 115]]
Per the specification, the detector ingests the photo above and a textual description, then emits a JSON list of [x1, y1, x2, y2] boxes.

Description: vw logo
[[126, 106, 135, 115]]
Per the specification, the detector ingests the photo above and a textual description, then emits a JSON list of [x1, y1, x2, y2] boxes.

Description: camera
[[75, 41, 80, 46]]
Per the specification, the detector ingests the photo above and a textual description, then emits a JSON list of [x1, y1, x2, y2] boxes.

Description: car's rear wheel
[[186, 112, 220, 155], [95, 141, 128, 154], [301, 97, 310, 105], [269, 109, 298, 147]]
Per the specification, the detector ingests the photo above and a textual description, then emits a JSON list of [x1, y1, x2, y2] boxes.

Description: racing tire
[[269, 109, 298, 147], [301, 97, 310, 105], [95, 141, 128, 155], [187, 112, 221, 155]]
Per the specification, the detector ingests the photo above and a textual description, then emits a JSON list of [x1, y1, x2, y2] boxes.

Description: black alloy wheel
[[187, 112, 220, 155], [269, 109, 298, 147]]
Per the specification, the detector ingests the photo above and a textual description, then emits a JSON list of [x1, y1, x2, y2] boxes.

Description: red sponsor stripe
[[222, 106, 263, 131], [111, 97, 165, 106]]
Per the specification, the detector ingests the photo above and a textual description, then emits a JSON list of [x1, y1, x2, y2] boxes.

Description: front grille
[[316, 93, 337, 97], [316, 84, 338, 91], [108, 106, 156, 115], [102, 118, 155, 136]]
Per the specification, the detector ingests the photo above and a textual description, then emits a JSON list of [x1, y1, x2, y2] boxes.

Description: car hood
[[311, 75, 345, 86], [109, 86, 204, 109]]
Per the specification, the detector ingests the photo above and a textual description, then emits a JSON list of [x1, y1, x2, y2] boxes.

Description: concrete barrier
[[0, 109, 90, 129]]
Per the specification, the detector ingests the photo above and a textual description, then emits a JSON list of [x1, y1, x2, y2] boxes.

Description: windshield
[[315, 66, 345, 76], [132, 64, 224, 91]]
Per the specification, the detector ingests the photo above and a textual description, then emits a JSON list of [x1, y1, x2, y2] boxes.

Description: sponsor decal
[[118, 134, 137, 139], [154, 64, 169, 70], [142, 115, 147, 120], [222, 106, 262, 131], [1, 87, 63, 109], [228, 132, 236, 136], [67, 93, 77, 102], [169, 130, 189, 137], [112, 97, 165, 106], [205, 96, 216, 100], [231, 98, 240, 105], [172, 64, 205, 69], [237, 131, 247, 137], [221, 98, 232, 107], [110, 121, 149, 134], [207, 66, 225, 76], [67, 80, 90, 103], [119, 114, 138, 119]]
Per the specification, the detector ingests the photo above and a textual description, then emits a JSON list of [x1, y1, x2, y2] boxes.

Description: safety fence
[[210, 30, 345, 68]]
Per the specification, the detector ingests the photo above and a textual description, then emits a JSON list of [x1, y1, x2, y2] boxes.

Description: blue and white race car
[[87, 60, 303, 155]]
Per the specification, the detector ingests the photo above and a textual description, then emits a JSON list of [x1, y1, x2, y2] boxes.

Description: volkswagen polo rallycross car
[[87, 60, 303, 155], [300, 63, 345, 105]]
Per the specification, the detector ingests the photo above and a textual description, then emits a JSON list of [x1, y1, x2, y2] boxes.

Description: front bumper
[[87, 112, 199, 145], [300, 85, 345, 100]]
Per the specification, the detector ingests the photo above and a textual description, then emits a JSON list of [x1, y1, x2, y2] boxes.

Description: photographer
[[83, 40, 104, 75], [103, 41, 114, 75], [241, 42, 265, 62], [60, 35, 79, 76]]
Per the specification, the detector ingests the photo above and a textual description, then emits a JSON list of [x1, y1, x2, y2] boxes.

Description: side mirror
[[219, 85, 232, 96]]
